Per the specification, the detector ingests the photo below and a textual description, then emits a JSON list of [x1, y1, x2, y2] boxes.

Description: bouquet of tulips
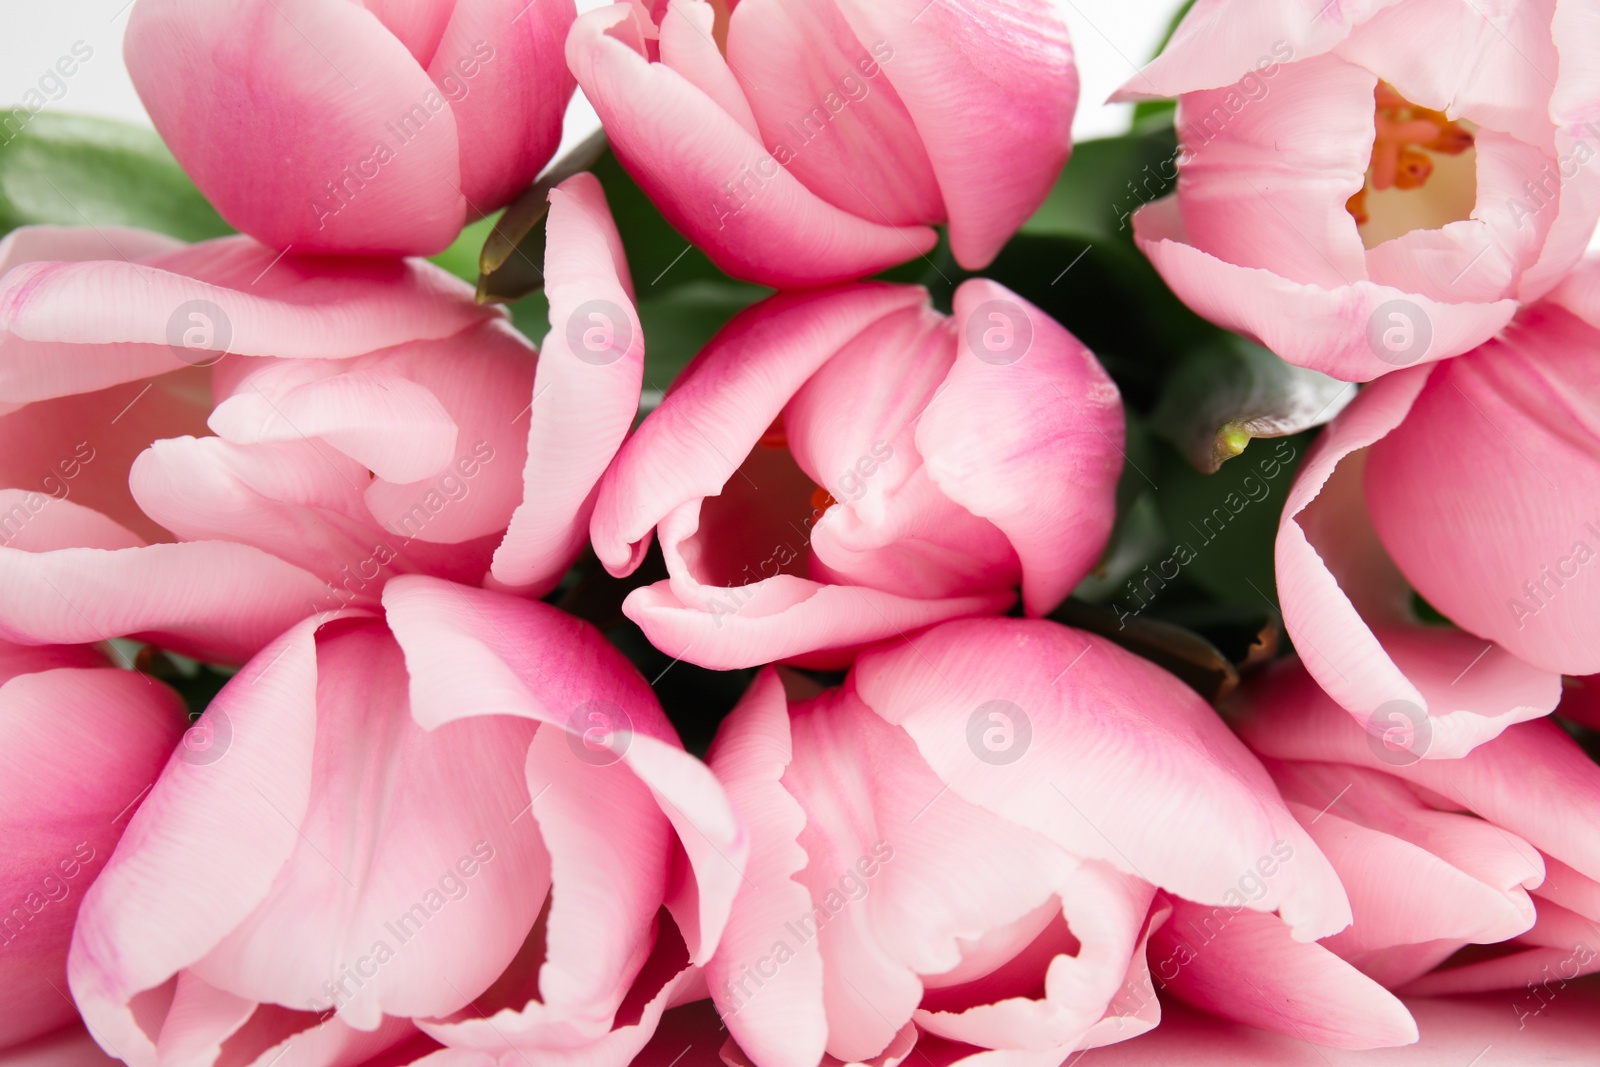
[[3, 0, 1599, 1064]]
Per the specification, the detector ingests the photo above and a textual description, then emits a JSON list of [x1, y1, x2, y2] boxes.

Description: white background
[[0, 0, 1174, 152]]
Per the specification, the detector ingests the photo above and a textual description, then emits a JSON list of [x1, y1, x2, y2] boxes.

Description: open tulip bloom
[[3, 0, 1600, 1063]]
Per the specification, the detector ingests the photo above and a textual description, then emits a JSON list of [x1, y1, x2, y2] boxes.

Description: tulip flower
[[1115, 0, 1600, 381], [1275, 263, 1600, 756], [123, 0, 577, 255], [0, 173, 643, 663], [568, 0, 1078, 286], [1203, 659, 1600, 1021], [590, 279, 1123, 670], [69, 577, 745, 1067], [0, 639, 185, 1050], [703, 617, 1369, 1065]]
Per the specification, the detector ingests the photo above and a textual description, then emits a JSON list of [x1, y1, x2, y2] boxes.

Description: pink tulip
[[702, 617, 1362, 1065], [0, 639, 185, 1051], [1114, 0, 1600, 381], [567, 0, 1078, 287], [124, 0, 577, 255], [1276, 267, 1600, 756], [1214, 658, 1600, 1018], [591, 280, 1123, 670], [0, 173, 643, 661], [69, 577, 745, 1067]]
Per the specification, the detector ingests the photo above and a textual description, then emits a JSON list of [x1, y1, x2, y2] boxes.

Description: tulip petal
[[1132, 196, 1518, 381], [0, 537, 330, 665], [383, 576, 746, 965], [125, 0, 465, 253], [918, 280, 1123, 616], [0, 666, 185, 1049], [1277, 368, 1560, 754], [855, 618, 1351, 941], [728, 0, 942, 227], [1173, 55, 1371, 288], [829, 0, 1076, 269], [591, 284, 926, 576], [0, 371, 211, 543], [567, 5, 935, 287], [430, 0, 575, 211], [493, 174, 643, 593], [1365, 304, 1600, 676], [704, 669, 828, 1067], [0, 242, 494, 401], [1150, 899, 1417, 1050], [69, 615, 330, 1065]]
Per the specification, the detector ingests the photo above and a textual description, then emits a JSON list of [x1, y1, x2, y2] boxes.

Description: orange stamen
[[1349, 83, 1474, 222]]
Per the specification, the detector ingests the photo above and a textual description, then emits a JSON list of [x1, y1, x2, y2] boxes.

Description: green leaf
[[1151, 334, 1356, 472], [0, 113, 230, 242], [1020, 128, 1179, 245], [1145, 432, 1311, 610], [637, 281, 768, 394]]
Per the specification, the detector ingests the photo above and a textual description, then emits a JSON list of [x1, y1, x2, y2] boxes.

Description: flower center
[[1347, 84, 1477, 247]]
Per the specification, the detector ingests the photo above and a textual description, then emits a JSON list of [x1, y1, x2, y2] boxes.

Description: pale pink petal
[[1174, 55, 1371, 288], [659, 1, 758, 138], [0, 371, 211, 543], [1133, 196, 1518, 381], [1366, 304, 1600, 676], [622, 562, 1013, 671], [591, 284, 926, 576], [0, 667, 185, 1049], [1, 243, 494, 401], [1237, 662, 1600, 887], [1363, 132, 1555, 304], [918, 280, 1123, 616], [0, 225, 183, 276], [1278, 369, 1560, 754], [125, 0, 465, 254], [1115, 0, 1371, 99], [855, 618, 1352, 942], [493, 173, 642, 593], [1068, 984, 1600, 1065], [567, 5, 935, 287], [0, 539, 329, 665], [829, 0, 1077, 268], [188, 622, 547, 1029], [728, 0, 942, 226], [1333, 0, 1558, 140], [430, 0, 575, 211], [382, 576, 746, 964], [1150, 899, 1417, 1050], [1520, 6, 1600, 299], [130, 436, 500, 603], [68, 616, 330, 1065], [704, 669, 828, 1067]]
